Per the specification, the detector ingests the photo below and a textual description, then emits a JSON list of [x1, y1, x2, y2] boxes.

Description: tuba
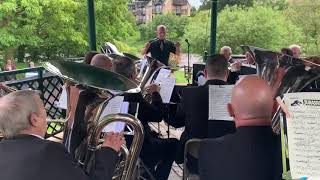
[[242, 46, 320, 133], [43, 60, 144, 180]]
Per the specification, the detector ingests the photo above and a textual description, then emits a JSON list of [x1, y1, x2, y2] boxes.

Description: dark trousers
[[141, 137, 178, 180]]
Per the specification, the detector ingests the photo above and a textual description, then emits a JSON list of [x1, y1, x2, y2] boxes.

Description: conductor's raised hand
[[102, 132, 125, 152]]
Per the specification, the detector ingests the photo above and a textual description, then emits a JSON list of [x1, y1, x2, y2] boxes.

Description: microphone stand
[[186, 41, 190, 85]]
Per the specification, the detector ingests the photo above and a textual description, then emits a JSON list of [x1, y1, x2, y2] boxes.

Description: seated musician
[[69, 53, 113, 157], [220, 46, 239, 84], [167, 54, 236, 164], [113, 56, 178, 180], [199, 76, 282, 180], [0, 90, 125, 180], [226, 51, 257, 83]]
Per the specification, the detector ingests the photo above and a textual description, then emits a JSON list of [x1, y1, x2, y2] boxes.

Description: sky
[[188, 0, 202, 8]]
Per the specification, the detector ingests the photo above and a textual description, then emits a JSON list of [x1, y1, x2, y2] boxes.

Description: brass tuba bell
[[241, 46, 320, 133], [43, 60, 144, 180]]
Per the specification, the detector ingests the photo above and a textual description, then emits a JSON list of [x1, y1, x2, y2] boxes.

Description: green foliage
[[199, 0, 254, 11], [137, 13, 189, 42], [286, 0, 320, 55], [183, 6, 303, 54], [199, 0, 287, 11], [0, 0, 136, 61], [217, 6, 302, 53], [182, 10, 211, 54]]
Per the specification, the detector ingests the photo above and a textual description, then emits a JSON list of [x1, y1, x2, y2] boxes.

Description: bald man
[[90, 54, 113, 70], [198, 76, 282, 180], [141, 25, 181, 66]]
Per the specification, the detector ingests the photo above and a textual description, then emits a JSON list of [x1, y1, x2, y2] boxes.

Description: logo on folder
[[291, 100, 302, 107]]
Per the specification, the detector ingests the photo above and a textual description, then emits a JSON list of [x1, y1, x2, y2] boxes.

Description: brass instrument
[[241, 46, 320, 133], [138, 56, 171, 103], [43, 60, 144, 180]]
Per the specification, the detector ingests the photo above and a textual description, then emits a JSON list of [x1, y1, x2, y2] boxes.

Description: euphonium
[[242, 46, 320, 133], [43, 61, 143, 180]]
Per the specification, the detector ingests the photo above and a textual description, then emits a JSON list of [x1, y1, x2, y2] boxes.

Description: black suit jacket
[[169, 79, 236, 145], [0, 135, 118, 180], [199, 126, 282, 180]]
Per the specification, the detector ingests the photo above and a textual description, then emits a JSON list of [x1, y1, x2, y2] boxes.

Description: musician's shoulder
[[149, 38, 158, 43], [166, 39, 175, 44]]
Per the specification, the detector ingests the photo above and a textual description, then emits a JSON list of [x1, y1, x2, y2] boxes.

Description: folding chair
[[183, 139, 201, 180]]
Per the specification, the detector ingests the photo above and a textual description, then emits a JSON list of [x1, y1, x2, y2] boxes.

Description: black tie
[[160, 41, 164, 52]]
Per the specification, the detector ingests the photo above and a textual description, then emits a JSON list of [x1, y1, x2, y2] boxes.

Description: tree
[[183, 6, 303, 54], [137, 13, 189, 42], [0, 0, 43, 61], [286, 0, 320, 55], [199, 0, 287, 11], [199, 0, 254, 11], [0, 0, 137, 62], [181, 10, 211, 54]]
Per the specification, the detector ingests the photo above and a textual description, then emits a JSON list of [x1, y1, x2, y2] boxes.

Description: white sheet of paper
[[284, 92, 320, 180], [138, 59, 148, 78], [208, 85, 234, 121], [241, 63, 256, 69], [154, 69, 171, 84], [101, 96, 128, 133], [55, 85, 68, 109], [159, 77, 176, 104]]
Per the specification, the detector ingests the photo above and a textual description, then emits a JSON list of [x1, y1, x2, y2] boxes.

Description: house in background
[[128, 0, 192, 24]]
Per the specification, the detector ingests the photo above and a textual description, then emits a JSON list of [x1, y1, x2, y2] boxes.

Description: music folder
[[284, 92, 320, 180], [208, 85, 234, 121]]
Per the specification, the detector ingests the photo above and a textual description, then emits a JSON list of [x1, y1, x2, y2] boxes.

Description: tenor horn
[[242, 46, 320, 133], [43, 60, 144, 180]]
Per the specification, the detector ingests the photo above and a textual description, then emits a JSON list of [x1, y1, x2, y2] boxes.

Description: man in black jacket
[[167, 54, 236, 164], [113, 56, 178, 180], [199, 76, 282, 180], [0, 90, 124, 180], [141, 25, 181, 66]]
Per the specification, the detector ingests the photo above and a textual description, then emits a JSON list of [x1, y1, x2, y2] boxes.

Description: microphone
[[185, 39, 190, 46]]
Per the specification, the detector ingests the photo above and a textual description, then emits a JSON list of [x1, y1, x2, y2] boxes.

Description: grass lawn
[[174, 70, 188, 84]]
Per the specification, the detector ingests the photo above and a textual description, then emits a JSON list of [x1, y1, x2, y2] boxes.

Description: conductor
[[142, 25, 181, 66]]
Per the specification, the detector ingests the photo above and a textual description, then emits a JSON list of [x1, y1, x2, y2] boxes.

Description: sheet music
[[154, 69, 171, 84], [55, 85, 68, 109], [159, 77, 176, 104], [101, 96, 128, 133], [208, 85, 234, 121], [284, 92, 320, 180]]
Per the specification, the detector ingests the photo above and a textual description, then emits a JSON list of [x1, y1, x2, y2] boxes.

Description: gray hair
[[0, 90, 40, 138], [289, 44, 301, 50], [220, 46, 232, 53], [113, 56, 136, 79], [157, 25, 167, 31]]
